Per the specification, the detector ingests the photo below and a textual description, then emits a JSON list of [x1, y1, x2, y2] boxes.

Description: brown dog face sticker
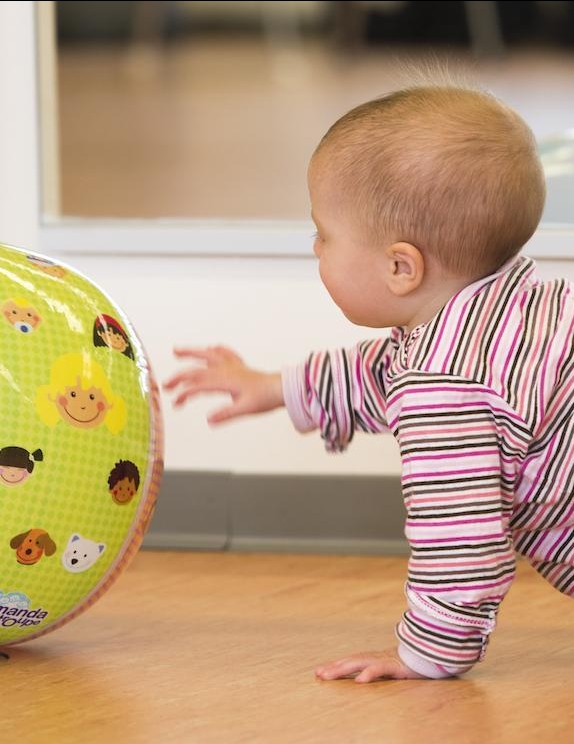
[[107, 460, 140, 505], [9, 529, 57, 565]]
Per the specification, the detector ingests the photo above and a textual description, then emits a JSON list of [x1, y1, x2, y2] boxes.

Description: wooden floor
[[3, 550, 573, 743]]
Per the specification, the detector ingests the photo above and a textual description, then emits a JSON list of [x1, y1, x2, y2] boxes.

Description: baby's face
[[308, 156, 401, 329]]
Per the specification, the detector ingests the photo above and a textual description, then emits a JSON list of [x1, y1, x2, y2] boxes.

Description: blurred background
[[54, 0, 574, 221]]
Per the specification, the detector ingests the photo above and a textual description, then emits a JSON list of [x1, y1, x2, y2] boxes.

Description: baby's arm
[[282, 339, 393, 451], [163, 346, 284, 423], [288, 359, 514, 681]]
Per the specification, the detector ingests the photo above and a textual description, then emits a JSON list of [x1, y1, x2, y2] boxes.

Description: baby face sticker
[[36, 353, 126, 434], [56, 381, 110, 429], [2, 298, 42, 333]]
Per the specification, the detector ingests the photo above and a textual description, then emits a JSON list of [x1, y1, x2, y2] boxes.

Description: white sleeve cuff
[[281, 364, 316, 433], [398, 643, 467, 679]]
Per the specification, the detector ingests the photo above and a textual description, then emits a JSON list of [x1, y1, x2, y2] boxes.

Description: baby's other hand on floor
[[315, 647, 425, 683]]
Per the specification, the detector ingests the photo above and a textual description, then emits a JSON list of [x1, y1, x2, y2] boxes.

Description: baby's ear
[[385, 242, 424, 296]]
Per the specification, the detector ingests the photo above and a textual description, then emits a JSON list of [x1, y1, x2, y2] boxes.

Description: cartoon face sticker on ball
[[36, 353, 126, 433], [0, 446, 43, 486], [108, 460, 140, 505], [61, 534, 106, 573], [93, 314, 135, 359], [2, 298, 42, 333], [10, 529, 57, 565], [26, 254, 68, 278]]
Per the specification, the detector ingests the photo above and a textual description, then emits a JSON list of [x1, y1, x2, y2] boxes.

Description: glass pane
[[55, 0, 574, 221]]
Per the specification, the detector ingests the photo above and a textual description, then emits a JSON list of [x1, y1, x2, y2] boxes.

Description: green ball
[[0, 243, 163, 647]]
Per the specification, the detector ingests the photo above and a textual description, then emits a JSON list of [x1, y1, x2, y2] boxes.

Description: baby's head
[[309, 84, 546, 280]]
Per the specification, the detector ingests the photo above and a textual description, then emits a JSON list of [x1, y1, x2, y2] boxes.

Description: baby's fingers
[[164, 368, 235, 401], [163, 371, 187, 391], [170, 390, 247, 424], [315, 651, 422, 682], [162, 369, 200, 392], [173, 345, 243, 367], [315, 656, 372, 681]]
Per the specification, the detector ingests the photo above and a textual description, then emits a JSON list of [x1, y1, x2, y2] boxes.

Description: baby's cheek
[[58, 395, 67, 406], [97, 401, 106, 411]]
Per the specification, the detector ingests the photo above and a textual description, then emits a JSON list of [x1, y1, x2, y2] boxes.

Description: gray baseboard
[[143, 471, 408, 555]]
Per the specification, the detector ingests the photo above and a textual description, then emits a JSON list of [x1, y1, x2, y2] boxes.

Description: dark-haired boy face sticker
[[107, 460, 140, 505], [0, 447, 43, 487], [93, 315, 134, 359]]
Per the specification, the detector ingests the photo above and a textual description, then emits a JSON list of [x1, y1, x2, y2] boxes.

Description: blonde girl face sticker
[[36, 353, 127, 433], [56, 381, 110, 429]]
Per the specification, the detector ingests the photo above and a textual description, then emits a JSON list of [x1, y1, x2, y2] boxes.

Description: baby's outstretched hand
[[315, 648, 425, 683], [162, 346, 284, 424]]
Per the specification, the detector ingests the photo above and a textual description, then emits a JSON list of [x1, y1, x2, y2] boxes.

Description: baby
[[164, 82, 574, 680]]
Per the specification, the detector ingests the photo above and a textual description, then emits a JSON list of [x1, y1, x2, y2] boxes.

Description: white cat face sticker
[[61, 534, 106, 573]]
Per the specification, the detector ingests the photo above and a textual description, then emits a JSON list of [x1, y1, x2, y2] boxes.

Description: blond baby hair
[[313, 84, 546, 278]]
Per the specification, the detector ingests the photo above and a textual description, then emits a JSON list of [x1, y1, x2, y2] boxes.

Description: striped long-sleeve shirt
[[282, 256, 574, 677]]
